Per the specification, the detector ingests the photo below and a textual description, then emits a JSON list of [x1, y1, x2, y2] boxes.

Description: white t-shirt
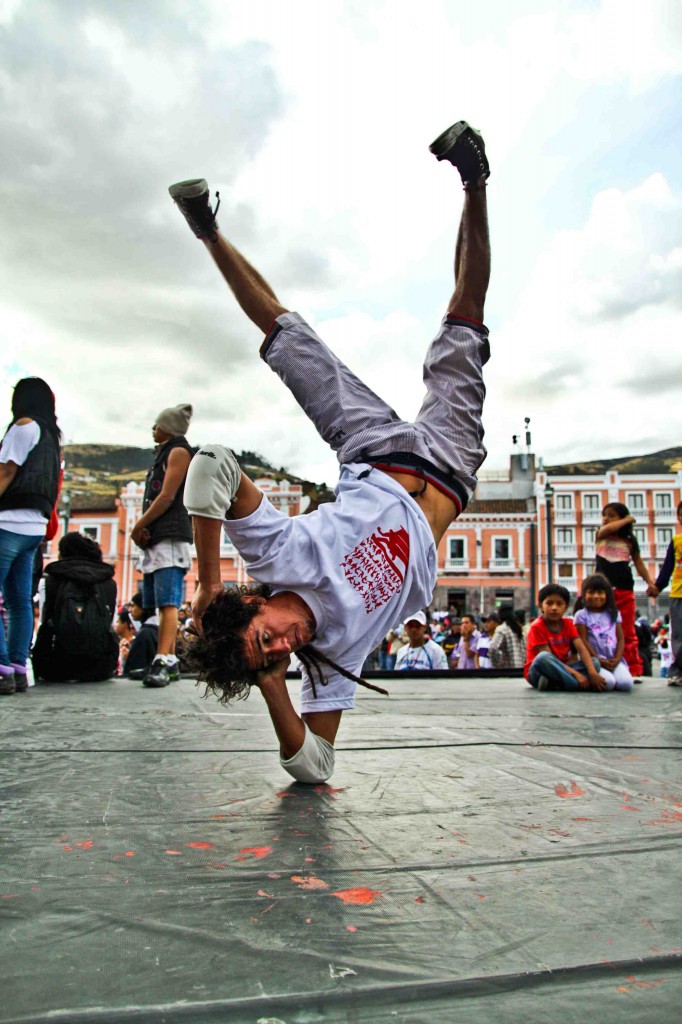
[[223, 463, 437, 712], [395, 637, 448, 671], [137, 538, 192, 573], [0, 421, 48, 535]]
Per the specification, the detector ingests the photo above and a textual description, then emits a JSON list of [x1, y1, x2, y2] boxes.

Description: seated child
[[573, 574, 634, 691], [524, 583, 610, 692]]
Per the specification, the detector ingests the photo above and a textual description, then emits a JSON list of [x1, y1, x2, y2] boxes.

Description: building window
[[81, 525, 100, 542], [557, 563, 574, 579], [633, 527, 647, 546], [556, 494, 573, 511], [656, 527, 673, 546], [555, 527, 575, 545], [583, 493, 601, 511], [626, 492, 645, 511], [654, 492, 673, 510], [583, 527, 597, 547], [493, 537, 510, 560], [448, 537, 466, 561]]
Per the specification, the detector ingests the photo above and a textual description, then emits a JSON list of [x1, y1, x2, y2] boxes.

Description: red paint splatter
[[313, 784, 345, 797], [305, 917, 312, 923], [238, 846, 273, 860], [267, 872, 281, 880], [257, 889, 275, 898], [617, 975, 666, 993], [291, 875, 329, 891], [62, 845, 73, 852], [305, 857, 315, 862], [125, 851, 135, 857], [209, 814, 226, 819], [554, 782, 586, 799], [165, 850, 183, 856], [643, 808, 682, 827], [75, 840, 94, 850], [186, 842, 215, 850], [346, 925, 357, 932], [276, 791, 296, 799], [415, 896, 425, 904], [31, 886, 39, 891], [572, 817, 595, 822], [620, 805, 640, 812], [332, 887, 381, 905], [1, 894, 18, 900]]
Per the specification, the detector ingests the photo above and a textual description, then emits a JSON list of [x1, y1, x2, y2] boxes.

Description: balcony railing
[[581, 509, 601, 523], [489, 558, 516, 571], [555, 576, 577, 591], [656, 543, 671, 558], [554, 543, 577, 558], [553, 509, 576, 523], [637, 544, 651, 559], [633, 578, 651, 594], [654, 508, 676, 522], [444, 558, 469, 571]]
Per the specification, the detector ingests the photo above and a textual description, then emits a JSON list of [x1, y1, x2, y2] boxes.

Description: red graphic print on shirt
[[340, 526, 410, 613]]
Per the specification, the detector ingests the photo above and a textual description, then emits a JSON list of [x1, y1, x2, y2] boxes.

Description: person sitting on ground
[[395, 610, 448, 671], [170, 118, 491, 784], [115, 607, 137, 673], [573, 574, 634, 691], [32, 532, 119, 683], [525, 583, 609, 692], [452, 612, 480, 670], [488, 604, 526, 669], [476, 611, 499, 668], [124, 592, 160, 680]]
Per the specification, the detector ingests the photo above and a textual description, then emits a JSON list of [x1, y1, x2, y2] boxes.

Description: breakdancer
[[170, 121, 491, 783]]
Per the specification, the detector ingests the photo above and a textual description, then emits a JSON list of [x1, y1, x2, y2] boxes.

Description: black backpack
[[51, 579, 118, 660]]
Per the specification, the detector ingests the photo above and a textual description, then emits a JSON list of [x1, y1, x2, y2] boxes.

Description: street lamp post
[[544, 481, 554, 585], [61, 489, 71, 539]]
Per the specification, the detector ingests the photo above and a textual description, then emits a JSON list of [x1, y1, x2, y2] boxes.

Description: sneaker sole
[[429, 121, 471, 159], [169, 178, 209, 200]]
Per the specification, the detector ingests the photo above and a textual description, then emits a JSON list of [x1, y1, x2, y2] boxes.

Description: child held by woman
[[595, 502, 656, 680], [573, 574, 634, 691]]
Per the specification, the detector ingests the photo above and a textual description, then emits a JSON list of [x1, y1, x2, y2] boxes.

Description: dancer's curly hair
[[188, 584, 389, 705], [187, 583, 270, 703]]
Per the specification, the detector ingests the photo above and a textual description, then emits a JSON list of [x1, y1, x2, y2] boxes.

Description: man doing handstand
[[170, 120, 491, 784]]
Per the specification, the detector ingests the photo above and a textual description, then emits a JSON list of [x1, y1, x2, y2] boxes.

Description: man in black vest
[[131, 404, 195, 688]]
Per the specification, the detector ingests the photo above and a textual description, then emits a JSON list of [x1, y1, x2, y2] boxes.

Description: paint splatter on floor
[[554, 781, 586, 799], [186, 841, 215, 850], [332, 887, 381, 905], [238, 846, 273, 860], [291, 875, 329, 891]]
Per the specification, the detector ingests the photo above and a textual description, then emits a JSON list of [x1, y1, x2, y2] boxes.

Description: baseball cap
[[404, 609, 427, 626]]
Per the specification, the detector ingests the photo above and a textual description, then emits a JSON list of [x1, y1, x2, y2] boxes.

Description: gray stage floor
[[1, 674, 681, 1023]]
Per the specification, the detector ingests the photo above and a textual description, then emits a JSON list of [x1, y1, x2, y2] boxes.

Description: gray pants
[[261, 311, 489, 509], [670, 598, 682, 676]]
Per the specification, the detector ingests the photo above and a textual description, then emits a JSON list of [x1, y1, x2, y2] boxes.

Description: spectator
[[124, 592, 159, 679], [115, 608, 137, 672], [573, 574, 634, 692], [525, 584, 609, 692], [440, 617, 461, 661], [635, 617, 654, 678], [0, 377, 61, 695], [514, 608, 530, 638], [656, 630, 673, 679], [32, 532, 119, 683], [395, 610, 448, 671], [651, 503, 682, 686], [131, 404, 195, 688], [477, 611, 499, 668], [489, 604, 526, 669], [385, 628, 404, 671], [452, 612, 479, 669]]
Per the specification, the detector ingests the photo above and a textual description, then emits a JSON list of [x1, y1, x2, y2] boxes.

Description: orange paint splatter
[[617, 975, 666, 993], [165, 850, 182, 855], [186, 841, 215, 850], [332, 887, 381, 905], [554, 782, 586, 799], [346, 925, 357, 932], [267, 872, 281, 880], [257, 889, 275, 898], [209, 814, 226, 819], [415, 896, 425, 904], [572, 817, 595, 822], [1, 894, 18, 900], [75, 840, 94, 850], [305, 917, 312, 923], [62, 845, 73, 852], [291, 875, 329, 891], [239, 846, 273, 860], [125, 851, 135, 857]]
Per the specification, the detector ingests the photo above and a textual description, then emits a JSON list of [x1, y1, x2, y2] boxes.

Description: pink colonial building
[[50, 452, 681, 619]]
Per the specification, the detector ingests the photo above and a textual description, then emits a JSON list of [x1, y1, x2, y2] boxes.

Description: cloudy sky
[[1, 0, 680, 485]]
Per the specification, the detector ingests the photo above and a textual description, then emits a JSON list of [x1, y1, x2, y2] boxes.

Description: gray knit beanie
[[155, 403, 192, 436]]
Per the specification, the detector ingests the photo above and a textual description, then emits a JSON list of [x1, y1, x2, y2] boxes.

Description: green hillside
[[546, 447, 682, 476]]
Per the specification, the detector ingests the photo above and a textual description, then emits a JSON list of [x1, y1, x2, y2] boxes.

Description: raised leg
[[448, 186, 491, 322], [203, 233, 288, 334]]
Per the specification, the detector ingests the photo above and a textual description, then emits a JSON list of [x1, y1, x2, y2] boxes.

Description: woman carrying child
[[573, 574, 634, 692], [595, 502, 657, 680]]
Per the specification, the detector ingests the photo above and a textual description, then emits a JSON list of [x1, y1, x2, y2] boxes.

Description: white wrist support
[[280, 723, 336, 784], [184, 444, 242, 520]]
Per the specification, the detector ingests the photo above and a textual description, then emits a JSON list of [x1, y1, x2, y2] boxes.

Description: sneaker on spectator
[[143, 657, 171, 688], [0, 670, 16, 695]]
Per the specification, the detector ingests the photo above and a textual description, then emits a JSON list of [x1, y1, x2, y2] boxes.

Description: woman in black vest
[[0, 378, 61, 695]]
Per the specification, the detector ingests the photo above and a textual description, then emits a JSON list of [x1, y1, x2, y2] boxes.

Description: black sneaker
[[143, 657, 171, 688], [166, 662, 181, 682], [429, 121, 490, 187], [0, 672, 16, 695], [168, 179, 220, 241], [13, 673, 29, 693]]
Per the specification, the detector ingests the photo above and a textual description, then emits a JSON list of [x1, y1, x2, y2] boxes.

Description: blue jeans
[[142, 566, 185, 609], [0, 528, 43, 668], [527, 650, 601, 692]]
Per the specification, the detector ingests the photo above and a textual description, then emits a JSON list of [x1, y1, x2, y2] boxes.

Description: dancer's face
[[242, 596, 316, 670]]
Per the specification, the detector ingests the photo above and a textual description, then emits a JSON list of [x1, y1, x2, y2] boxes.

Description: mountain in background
[[546, 446, 682, 476], [63, 444, 335, 511]]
